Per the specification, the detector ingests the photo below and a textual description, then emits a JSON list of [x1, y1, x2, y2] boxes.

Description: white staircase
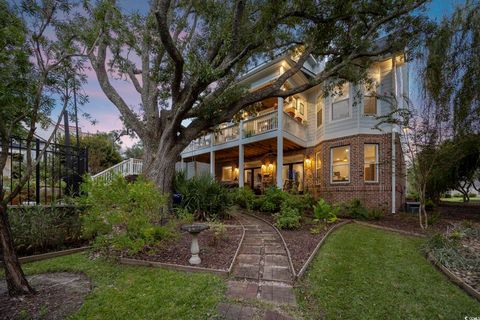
[[92, 158, 143, 181]]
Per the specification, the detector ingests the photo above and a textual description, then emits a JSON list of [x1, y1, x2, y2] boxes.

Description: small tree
[[0, 0, 90, 296]]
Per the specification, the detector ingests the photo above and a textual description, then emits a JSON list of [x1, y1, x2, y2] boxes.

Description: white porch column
[[239, 145, 244, 187], [238, 120, 245, 187], [210, 150, 215, 178], [276, 97, 284, 189], [180, 157, 185, 171]]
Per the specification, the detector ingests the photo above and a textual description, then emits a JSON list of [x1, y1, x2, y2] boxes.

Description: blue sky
[[59, 0, 462, 149]]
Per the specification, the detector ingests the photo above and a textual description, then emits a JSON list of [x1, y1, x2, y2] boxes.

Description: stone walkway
[[217, 213, 300, 320]]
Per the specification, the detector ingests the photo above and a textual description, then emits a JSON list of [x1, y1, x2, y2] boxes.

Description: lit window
[[316, 96, 323, 127], [364, 144, 378, 182], [364, 79, 378, 116], [316, 151, 322, 182], [332, 83, 350, 120], [331, 146, 350, 183], [222, 166, 232, 181]]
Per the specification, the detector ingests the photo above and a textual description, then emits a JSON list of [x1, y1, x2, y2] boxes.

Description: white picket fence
[[92, 158, 143, 182]]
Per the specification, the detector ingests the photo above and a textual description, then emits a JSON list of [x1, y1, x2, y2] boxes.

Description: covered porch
[[181, 137, 312, 194]]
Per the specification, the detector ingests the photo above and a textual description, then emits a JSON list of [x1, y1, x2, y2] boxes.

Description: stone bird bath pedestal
[[181, 224, 210, 265]]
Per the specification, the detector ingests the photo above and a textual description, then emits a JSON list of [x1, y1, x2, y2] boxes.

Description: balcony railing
[[283, 113, 307, 141], [183, 110, 307, 153], [243, 111, 278, 138], [214, 124, 239, 144]]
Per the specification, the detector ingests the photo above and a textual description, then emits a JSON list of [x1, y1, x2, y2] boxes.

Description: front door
[[282, 162, 304, 193]]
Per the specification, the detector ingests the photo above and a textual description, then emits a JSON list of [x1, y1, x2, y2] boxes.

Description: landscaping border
[[119, 257, 229, 276], [296, 220, 351, 279], [9, 247, 90, 264], [426, 253, 480, 303], [354, 221, 427, 238], [242, 211, 296, 278], [118, 216, 246, 277]]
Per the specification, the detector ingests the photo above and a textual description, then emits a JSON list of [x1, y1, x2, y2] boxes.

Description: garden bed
[[366, 212, 453, 235], [132, 226, 243, 271]]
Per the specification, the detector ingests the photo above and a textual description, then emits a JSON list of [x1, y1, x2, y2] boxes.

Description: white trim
[[316, 94, 324, 128]]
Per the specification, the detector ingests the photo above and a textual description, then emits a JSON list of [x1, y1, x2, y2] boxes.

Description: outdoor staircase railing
[[92, 158, 143, 181]]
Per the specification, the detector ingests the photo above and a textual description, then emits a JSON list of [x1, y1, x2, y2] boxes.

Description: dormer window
[[331, 83, 350, 121]]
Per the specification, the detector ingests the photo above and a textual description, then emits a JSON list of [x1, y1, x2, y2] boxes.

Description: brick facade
[[212, 133, 405, 213], [304, 133, 405, 213]]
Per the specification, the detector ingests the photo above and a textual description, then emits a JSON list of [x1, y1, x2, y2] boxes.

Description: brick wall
[[304, 132, 405, 213]]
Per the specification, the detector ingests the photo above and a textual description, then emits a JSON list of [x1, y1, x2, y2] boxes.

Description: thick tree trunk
[[0, 204, 34, 296]]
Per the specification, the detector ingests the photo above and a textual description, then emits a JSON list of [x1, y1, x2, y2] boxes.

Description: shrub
[[444, 193, 452, 198], [273, 205, 301, 229], [367, 208, 384, 220], [342, 199, 369, 220], [425, 199, 435, 211], [468, 193, 477, 198], [453, 193, 463, 198], [232, 187, 256, 210], [259, 187, 287, 213], [174, 173, 232, 220], [313, 198, 338, 227], [79, 175, 176, 255], [9, 205, 85, 255], [208, 222, 227, 246]]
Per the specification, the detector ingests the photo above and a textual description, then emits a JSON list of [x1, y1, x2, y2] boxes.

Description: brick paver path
[[217, 213, 300, 320]]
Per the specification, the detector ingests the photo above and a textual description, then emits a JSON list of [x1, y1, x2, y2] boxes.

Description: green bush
[[342, 199, 369, 220], [313, 198, 338, 226], [453, 193, 463, 198], [9, 205, 85, 255], [79, 175, 176, 255], [273, 205, 301, 229], [444, 193, 452, 198], [174, 173, 232, 220], [367, 208, 384, 220], [468, 193, 477, 198], [232, 187, 256, 210], [425, 199, 435, 211]]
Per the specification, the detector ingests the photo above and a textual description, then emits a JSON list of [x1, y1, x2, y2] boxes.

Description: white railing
[[92, 158, 143, 181], [283, 113, 307, 141], [183, 110, 308, 153], [243, 111, 278, 138], [214, 124, 239, 144], [183, 134, 212, 152]]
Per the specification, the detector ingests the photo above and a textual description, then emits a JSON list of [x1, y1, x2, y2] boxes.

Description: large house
[[179, 51, 407, 213]]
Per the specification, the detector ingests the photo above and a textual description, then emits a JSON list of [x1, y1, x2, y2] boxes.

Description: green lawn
[[296, 224, 480, 320], [440, 197, 480, 203], [12, 253, 225, 319]]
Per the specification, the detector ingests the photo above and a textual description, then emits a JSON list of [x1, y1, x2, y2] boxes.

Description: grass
[[296, 224, 480, 320], [8, 253, 225, 320], [440, 197, 480, 203]]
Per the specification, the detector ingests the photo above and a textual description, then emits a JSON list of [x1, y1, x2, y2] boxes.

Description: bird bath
[[181, 224, 210, 265]]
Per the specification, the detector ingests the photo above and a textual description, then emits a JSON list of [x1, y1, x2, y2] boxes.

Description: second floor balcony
[[183, 110, 307, 154]]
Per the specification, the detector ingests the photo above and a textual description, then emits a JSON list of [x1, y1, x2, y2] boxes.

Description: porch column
[[238, 120, 244, 187], [180, 157, 185, 171], [210, 150, 215, 178], [276, 97, 284, 189], [239, 145, 244, 187]]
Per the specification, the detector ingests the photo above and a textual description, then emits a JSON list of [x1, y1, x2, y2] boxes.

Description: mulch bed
[[133, 226, 243, 270], [366, 213, 452, 235], [249, 212, 340, 274], [0, 272, 91, 320]]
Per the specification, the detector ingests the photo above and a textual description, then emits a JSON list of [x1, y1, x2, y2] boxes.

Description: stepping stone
[[226, 281, 259, 299], [241, 245, 262, 254], [233, 264, 260, 280], [262, 266, 292, 282], [237, 254, 261, 265], [217, 302, 258, 320], [263, 310, 296, 320], [243, 238, 264, 245], [265, 245, 285, 254], [259, 284, 297, 305], [264, 255, 289, 267]]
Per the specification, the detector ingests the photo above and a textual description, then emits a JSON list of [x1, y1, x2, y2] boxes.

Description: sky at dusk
[[53, 0, 463, 149]]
